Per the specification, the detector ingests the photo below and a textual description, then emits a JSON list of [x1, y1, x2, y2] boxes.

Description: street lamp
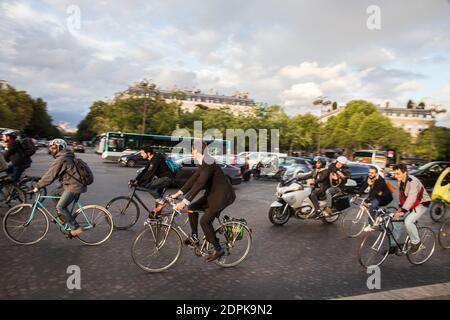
[[313, 96, 332, 155], [127, 79, 159, 134]]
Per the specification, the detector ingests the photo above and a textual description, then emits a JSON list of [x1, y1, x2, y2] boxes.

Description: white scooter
[[268, 174, 357, 225]]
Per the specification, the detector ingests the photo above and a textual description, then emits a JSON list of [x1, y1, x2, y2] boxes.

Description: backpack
[[165, 158, 180, 174], [67, 158, 94, 186], [20, 138, 36, 157]]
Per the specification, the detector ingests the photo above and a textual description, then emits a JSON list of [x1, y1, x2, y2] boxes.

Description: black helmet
[[316, 157, 326, 168]]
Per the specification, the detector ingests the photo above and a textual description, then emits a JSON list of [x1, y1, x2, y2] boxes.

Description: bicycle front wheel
[[358, 230, 390, 268], [407, 227, 436, 265], [131, 223, 182, 273], [73, 205, 113, 246], [3, 204, 49, 245], [106, 196, 140, 230], [439, 218, 450, 249], [214, 221, 252, 268], [341, 207, 367, 238]]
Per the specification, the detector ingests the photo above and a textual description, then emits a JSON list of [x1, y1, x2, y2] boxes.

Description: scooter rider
[[299, 158, 329, 215], [322, 156, 351, 216]]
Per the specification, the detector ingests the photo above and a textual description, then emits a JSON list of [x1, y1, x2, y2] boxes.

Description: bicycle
[[3, 192, 114, 246], [0, 173, 26, 208], [358, 211, 436, 268], [340, 196, 396, 238], [438, 217, 450, 249], [131, 197, 252, 273], [106, 181, 188, 230]]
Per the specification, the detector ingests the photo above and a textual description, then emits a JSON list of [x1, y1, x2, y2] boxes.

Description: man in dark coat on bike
[[170, 141, 236, 262]]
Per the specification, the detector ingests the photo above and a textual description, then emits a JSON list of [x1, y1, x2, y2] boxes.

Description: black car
[[173, 157, 242, 187], [118, 152, 148, 167], [346, 163, 371, 189], [409, 161, 450, 190]]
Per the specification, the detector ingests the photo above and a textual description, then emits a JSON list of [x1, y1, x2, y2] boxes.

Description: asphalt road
[[1, 149, 449, 300]]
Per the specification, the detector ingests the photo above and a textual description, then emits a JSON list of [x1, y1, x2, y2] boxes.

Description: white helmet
[[337, 156, 348, 165], [49, 138, 67, 151]]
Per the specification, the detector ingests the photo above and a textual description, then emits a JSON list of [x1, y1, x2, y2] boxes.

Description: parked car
[[212, 154, 252, 182], [409, 161, 450, 191], [36, 140, 48, 148], [236, 151, 288, 169], [173, 156, 242, 187]]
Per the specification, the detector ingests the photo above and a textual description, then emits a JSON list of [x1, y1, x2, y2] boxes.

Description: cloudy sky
[[1, 0, 450, 128]]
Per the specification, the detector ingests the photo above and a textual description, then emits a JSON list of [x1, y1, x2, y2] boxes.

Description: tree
[[406, 99, 415, 109], [332, 101, 338, 110]]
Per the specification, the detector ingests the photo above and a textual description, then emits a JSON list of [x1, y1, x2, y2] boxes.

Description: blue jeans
[[6, 164, 29, 184], [51, 188, 80, 229], [368, 198, 380, 225], [326, 187, 341, 208], [389, 204, 428, 247]]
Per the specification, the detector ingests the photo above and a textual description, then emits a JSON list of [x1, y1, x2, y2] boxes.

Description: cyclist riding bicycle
[[355, 166, 393, 232], [2, 130, 32, 184], [299, 158, 329, 215], [322, 156, 351, 217], [170, 141, 236, 262], [130, 145, 175, 207], [32, 139, 88, 237], [390, 164, 431, 255]]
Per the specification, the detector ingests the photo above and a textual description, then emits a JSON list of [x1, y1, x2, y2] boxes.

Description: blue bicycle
[[3, 193, 113, 246]]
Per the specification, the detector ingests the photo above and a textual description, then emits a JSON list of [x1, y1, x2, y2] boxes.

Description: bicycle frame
[[128, 187, 153, 213], [372, 215, 410, 254], [27, 194, 94, 231]]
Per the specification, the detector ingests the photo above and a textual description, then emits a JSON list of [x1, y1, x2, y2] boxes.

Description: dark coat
[[136, 153, 174, 185], [327, 162, 351, 189], [3, 139, 32, 167], [358, 176, 393, 206], [303, 168, 329, 195], [181, 155, 236, 213]]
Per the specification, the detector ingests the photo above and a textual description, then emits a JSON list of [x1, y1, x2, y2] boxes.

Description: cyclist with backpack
[[32, 139, 93, 237], [2, 129, 33, 184], [130, 146, 176, 206], [390, 164, 431, 254]]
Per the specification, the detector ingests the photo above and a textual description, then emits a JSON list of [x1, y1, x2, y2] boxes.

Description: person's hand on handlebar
[[170, 191, 183, 199], [174, 201, 186, 211]]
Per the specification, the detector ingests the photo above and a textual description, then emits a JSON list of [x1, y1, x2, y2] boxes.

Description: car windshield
[[348, 164, 369, 174]]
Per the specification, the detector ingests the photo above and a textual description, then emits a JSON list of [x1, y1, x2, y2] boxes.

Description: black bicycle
[[106, 181, 188, 230], [0, 174, 26, 209]]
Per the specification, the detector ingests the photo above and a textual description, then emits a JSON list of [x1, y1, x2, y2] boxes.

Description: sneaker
[[155, 198, 165, 206], [363, 225, 375, 232], [70, 227, 83, 237], [388, 246, 398, 255], [321, 207, 332, 217], [408, 242, 422, 255]]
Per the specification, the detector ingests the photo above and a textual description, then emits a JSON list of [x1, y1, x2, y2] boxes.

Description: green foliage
[[415, 126, 450, 161], [0, 84, 61, 138]]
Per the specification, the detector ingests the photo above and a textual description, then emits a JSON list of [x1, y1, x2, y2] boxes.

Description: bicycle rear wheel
[[358, 230, 390, 268], [214, 221, 252, 268], [73, 205, 113, 246], [407, 227, 436, 265], [106, 196, 140, 230], [131, 223, 182, 272], [3, 204, 49, 245], [439, 218, 450, 249]]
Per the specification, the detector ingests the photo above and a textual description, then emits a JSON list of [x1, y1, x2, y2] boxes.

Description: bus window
[[108, 137, 125, 152]]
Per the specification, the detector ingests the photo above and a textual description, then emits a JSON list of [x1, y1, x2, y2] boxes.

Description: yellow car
[[430, 167, 450, 222]]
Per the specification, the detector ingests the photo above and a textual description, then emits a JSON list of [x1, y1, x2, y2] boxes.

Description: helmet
[[316, 158, 326, 168], [49, 139, 67, 151], [337, 156, 348, 165], [2, 129, 17, 139]]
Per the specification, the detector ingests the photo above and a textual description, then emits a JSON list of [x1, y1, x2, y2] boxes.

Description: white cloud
[[280, 83, 323, 107], [394, 81, 422, 92]]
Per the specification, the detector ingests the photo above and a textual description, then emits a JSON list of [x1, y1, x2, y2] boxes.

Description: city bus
[[353, 150, 387, 169], [95, 132, 232, 161]]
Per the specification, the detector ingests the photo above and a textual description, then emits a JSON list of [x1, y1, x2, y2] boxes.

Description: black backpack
[[20, 138, 36, 157], [67, 158, 94, 186]]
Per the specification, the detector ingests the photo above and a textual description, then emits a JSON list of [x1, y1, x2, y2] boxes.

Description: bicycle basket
[[223, 215, 247, 241]]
